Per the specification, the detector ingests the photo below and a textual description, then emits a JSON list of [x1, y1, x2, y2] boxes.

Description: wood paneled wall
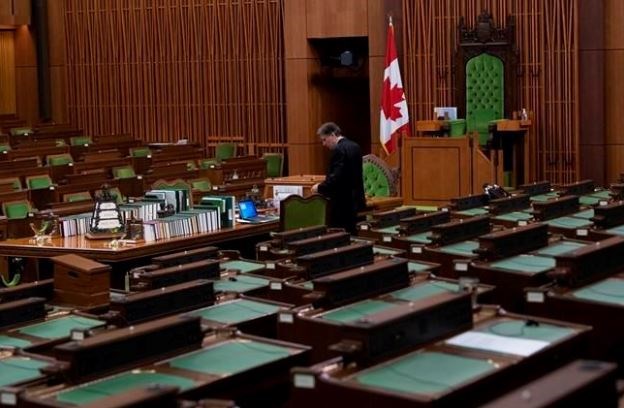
[[402, 0, 579, 183], [59, 0, 285, 155], [0, 31, 16, 114], [605, 0, 624, 182]]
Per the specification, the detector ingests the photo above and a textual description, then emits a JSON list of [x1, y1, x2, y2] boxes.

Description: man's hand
[[311, 183, 319, 193]]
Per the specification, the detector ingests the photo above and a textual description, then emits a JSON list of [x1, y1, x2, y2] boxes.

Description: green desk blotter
[[535, 241, 586, 257], [320, 300, 395, 324], [490, 255, 555, 274], [545, 216, 592, 229], [213, 275, 269, 293], [405, 232, 431, 244], [221, 260, 265, 274], [407, 261, 433, 273], [390, 281, 458, 302], [530, 193, 558, 202], [493, 211, 533, 222], [188, 299, 280, 324], [17, 316, 104, 340], [353, 351, 496, 395], [56, 371, 196, 405], [572, 278, 624, 306], [373, 225, 400, 235], [169, 339, 291, 375], [0, 357, 49, 387], [0, 335, 32, 349], [606, 225, 624, 236], [572, 209, 594, 220], [439, 241, 479, 256], [456, 207, 489, 216], [373, 246, 402, 256], [476, 320, 574, 343]]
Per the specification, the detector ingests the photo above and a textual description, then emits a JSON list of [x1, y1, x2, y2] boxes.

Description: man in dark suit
[[312, 122, 366, 234]]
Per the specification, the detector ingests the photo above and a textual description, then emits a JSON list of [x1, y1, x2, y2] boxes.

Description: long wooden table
[[0, 221, 278, 287]]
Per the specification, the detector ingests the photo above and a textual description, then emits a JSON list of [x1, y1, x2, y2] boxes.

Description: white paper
[[446, 330, 549, 357], [273, 185, 303, 201]]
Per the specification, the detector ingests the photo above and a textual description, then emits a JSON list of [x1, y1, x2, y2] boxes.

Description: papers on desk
[[273, 185, 303, 201], [445, 331, 549, 357]]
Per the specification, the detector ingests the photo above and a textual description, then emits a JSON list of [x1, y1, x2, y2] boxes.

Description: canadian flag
[[380, 18, 410, 155]]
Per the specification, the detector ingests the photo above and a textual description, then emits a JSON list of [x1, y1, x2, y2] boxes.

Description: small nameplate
[[360, 225, 369, 231], [266, 262, 275, 270], [0, 392, 17, 406], [518, 220, 528, 226], [576, 229, 588, 237], [526, 291, 545, 303], [599, 200, 608, 206], [455, 262, 469, 272], [382, 235, 392, 243], [259, 245, 268, 252], [279, 313, 294, 324], [411, 246, 423, 254], [293, 374, 315, 389], [270, 282, 282, 290]]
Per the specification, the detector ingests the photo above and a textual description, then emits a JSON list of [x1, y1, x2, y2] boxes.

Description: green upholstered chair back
[[190, 178, 212, 191], [262, 153, 283, 178], [129, 146, 152, 158], [2, 200, 31, 219], [279, 194, 328, 231], [9, 127, 32, 136], [198, 158, 218, 169], [362, 154, 398, 197], [112, 166, 136, 179], [46, 153, 74, 166], [63, 191, 92, 203], [215, 143, 237, 161], [465, 53, 504, 146], [0, 144, 10, 153], [70, 135, 93, 146], [26, 174, 53, 190], [0, 177, 22, 191]]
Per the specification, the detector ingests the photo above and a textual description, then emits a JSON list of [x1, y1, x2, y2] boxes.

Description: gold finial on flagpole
[[388, 14, 393, 26]]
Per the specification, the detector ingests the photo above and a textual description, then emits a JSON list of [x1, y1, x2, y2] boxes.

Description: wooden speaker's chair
[[262, 152, 284, 178], [454, 11, 519, 146], [362, 154, 398, 197], [279, 194, 328, 231], [215, 142, 237, 161]]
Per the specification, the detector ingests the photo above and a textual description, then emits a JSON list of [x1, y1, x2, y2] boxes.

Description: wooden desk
[[0, 221, 278, 287], [489, 119, 532, 187], [264, 175, 403, 213]]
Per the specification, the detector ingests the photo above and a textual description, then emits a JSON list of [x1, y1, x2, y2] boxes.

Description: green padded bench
[[466, 53, 504, 146], [187, 299, 280, 325]]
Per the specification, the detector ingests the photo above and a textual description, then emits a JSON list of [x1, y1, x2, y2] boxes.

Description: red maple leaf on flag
[[381, 77, 405, 121]]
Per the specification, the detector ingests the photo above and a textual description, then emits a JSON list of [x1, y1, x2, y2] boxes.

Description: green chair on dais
[[262, 153, 284, 178], [465, 53, 504, 146], [362, 154, 398, 197], [279, 194, 328, 231], [215, 142, 237, 161]]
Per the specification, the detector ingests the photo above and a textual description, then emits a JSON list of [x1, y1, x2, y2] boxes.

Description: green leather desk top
[[535, 241, 586, 257], [489, 254, 555, 274], [15, 315, 104, 340], [0, 357, 49, 387], [213, 275, 269, 293], [221, 260, 265, 274], [572, 278, 624, 306], [188, 299, 280, 324], [439, 240, 479, 256]]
